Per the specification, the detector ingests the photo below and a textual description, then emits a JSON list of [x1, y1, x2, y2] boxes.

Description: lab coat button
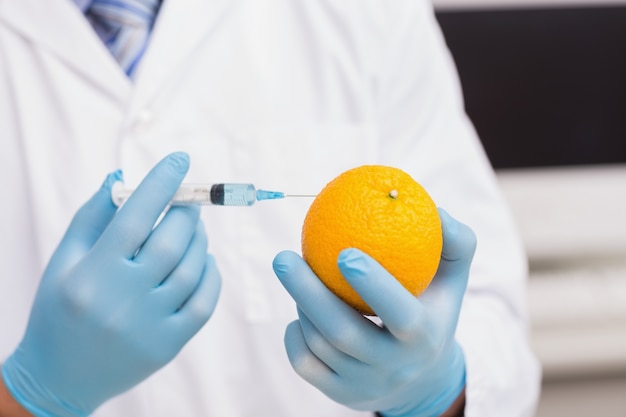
[[137, 109, 154, 125], [129, 109, 154, 135]]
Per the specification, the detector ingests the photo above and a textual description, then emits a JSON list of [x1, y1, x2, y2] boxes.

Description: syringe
[[111, 182, 313, 207]]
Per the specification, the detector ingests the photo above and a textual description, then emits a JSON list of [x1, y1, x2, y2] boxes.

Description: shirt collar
[[72, 0, 93, 13]]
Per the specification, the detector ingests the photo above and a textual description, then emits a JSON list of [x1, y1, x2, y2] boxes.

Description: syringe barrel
[[209, 183, 256, 206], [111, 182, 257, 207]]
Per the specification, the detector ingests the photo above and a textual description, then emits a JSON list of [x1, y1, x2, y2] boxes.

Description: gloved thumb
[[419, 208, 476, 315], [44, 170, 122, 276]]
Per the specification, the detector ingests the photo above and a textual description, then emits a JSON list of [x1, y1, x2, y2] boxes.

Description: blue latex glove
[[2, 152, 221, 417], [273, 209, 475, 417]]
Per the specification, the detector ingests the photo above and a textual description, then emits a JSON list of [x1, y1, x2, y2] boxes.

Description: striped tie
[[86, 0, 162, 75]]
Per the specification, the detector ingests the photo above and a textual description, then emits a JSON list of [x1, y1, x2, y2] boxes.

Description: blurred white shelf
[[497, 165, 626, 264], [528, 264, 626, 379], [529, 264, 626, 328]]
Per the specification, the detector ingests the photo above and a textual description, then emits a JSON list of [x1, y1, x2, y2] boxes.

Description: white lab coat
[[0, 0, 541, 416]]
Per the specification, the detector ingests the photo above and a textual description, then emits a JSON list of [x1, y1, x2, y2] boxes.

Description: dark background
[[435, 6, 626, 169]]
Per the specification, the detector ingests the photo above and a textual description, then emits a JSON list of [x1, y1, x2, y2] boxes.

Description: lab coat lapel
[[129, 0, 240, 110], [0, 0, 130, 103]]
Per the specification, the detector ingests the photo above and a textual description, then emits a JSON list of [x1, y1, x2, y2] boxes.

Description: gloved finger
[[99, 152, 190, 258], [46, 170, 122, 276], [132, 204, 201, 285], [168, 253, 221, 340], [273, 250, 384, 362], [153, 223, 209, 311], [284, 320, 342, 391], [296, 307, 365, 376], [419, 209, 476, 320], [337, 248, 427, 342]]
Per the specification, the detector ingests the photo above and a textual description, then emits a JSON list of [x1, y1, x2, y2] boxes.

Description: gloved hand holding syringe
[[112, 182, 314, 207]]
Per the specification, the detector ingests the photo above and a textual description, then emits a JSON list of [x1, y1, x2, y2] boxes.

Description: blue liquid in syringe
[[210, 184, 286, 206]]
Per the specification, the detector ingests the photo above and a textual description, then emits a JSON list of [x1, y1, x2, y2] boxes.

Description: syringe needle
[[255, 190, 316, 201]]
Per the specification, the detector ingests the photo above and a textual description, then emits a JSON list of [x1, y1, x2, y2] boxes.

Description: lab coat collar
[[125, 0, 240, 113], [0, 0, 239, 109], [0, 0, 131, 102]]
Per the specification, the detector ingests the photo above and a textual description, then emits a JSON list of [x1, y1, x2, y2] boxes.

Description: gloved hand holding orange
[[273, 165, 475, 417]]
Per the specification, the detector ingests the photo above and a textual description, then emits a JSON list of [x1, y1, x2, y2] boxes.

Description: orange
[[301, 165, 442, 315]]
